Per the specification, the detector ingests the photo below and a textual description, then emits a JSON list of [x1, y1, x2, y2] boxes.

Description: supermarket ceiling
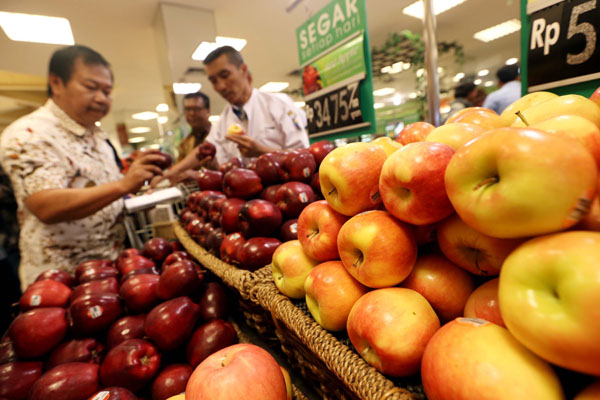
[[0, 0, 520, 148]]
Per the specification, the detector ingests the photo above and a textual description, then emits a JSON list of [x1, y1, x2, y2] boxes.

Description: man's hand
[[119, 153, 164, 194], [225, 134, 274, 158]]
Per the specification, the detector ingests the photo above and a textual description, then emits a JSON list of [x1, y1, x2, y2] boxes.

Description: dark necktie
[[232, 106, 247, 122]]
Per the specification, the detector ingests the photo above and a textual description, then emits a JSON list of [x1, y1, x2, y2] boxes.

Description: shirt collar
[[44, 99, 107, 139]]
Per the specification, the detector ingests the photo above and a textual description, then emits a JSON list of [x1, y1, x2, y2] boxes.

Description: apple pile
[[1, 238, 240, 400], [271, 91, 600, 399], [180, 141, 335, 271]]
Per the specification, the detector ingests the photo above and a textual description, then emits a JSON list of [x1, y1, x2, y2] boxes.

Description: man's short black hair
[[183, 91, 210, 109], [203, 46, 244, 67], [47, 45, 111, 97], [454, 81, 476, 99], [497, 64, 520, 84]]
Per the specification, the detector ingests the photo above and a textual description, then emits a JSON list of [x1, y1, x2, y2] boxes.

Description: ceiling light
[[294, 101, 305, 107], [94, 121, 101, 127], [208, 115, 220, 122], [474, 19, 521, 42], [173, 83, 202, 95], [373, 88, 395, 96], [128, 137, 146, 144], [157, 116, 169, 124], [478, 69, 489, 77], [374, 103, 385, 109], [156, 103, 169, 112], [0, 12, 74, 45], [259, 82, 289, 92], [403, 0, 468, 19], [474, 79, 482, 85], [132, 112, 158, 121], [129, 127, 151, 134], [484, 81, 495, 87], [453, 72, 465, 82], [409, 92, 418, 99], [506, 57, 519, 65], [392, 94, 403, 106], [191, 36, 247, 60]]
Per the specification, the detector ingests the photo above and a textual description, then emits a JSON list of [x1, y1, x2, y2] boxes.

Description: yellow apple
[[421, 318, 564, 400], [271, 240, 318, 299], [445, 107, 496, 124], [396, 121, 435, 144], [296, 200, 348, 262], [227, 123, 244, 135], [499, 231, 600, 376], [370, 136, 402, 157], [512, 94, 600, 129], [500, 91, 558, 126], [463, 278, 505, 327], [451, 109, 507, 131], [425, 122, 486, 150], [167, 395, 186, 400]]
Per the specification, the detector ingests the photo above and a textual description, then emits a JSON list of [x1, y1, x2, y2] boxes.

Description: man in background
[[177, 91, 212, 161], [483, 64, 521, 114]]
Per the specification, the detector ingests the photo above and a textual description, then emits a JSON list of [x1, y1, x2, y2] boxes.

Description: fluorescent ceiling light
[[506, 57, 519, 65], [128, 137, 146, 143], [453, 72, 465, 82], [157, 116, 169, 124], [259, 82, 289, 92], [478, 69, 489, 77], [474, 19, 521, 42], [294, 101, 305, 107], [132, 112, 158, 121], [208, 115, 220, 122], [474, 78, 482, 85], [403, 0, 467, 19], [373, 88, 395, 96], [129, 127, 151, 134], [156, 103, 169, 112], [192, 36, 247, 60], [94, 121, 101, 127], [484, 81, 494, 87], [408, 92, 418, 99], [374, 103, 385, 109], [173, 83, 201, 95], [0, 12, 74, 45]]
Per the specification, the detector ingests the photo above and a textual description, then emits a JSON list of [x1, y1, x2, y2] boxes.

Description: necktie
[[232, 106, 247, 123]]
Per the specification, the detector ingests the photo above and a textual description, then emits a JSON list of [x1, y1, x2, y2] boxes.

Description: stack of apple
[[270, 92, 600, 399], [0, 237, 241, 400], [179, 140, 335, 272]]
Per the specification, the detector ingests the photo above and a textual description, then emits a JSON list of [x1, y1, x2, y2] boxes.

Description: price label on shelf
[[305, 80, 364, 137], [528, 0, 600, 91]]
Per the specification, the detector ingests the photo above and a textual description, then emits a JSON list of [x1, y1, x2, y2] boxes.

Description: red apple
[[19, 279, 71, 310], [170, 240, 183, 252], [236, 237, 282, 271], [218, 156, 244, 174], [260, 184, 281, 204], [69, 293, 123, 336], [198, 282, 229, 321], [279, 219, 298, 242], [186, 319, 238, 367], [0, 361, 43, 399], [197, 142, 217, 159], [195, 169, 223, 191], [279, 151, 316, 183], [198, 193, 225, 219], [152, 364, 193, 400], [100, 339, 161, 393], [163, 251, 193, 267], [400, 254, 475, 322], [70, 277, 119, 303], [9, 307, 67, 358], [309, 140, 335, 167], [116, 249, 142, 270], [29, 362, 100, 400], [157, 260, 204, 299], [88, 387, 137, 400], [209, 196, 227, 226], [47, 338, 104, 369], [379, 142, 455, 225], [107, 315, 147, 349], [239, 199, 282, 238], [145, 297, 200, 351], [297, 200, 348, 262], [310, 173, 322, 197], [35, 269, 75, 287], [146, 150, 173, 170], [222, 168, 263, 199], [185, 343, 287, 400], [119, 255, 156, 276], [206, 227, 225, 256], [120, 267, 159, 285], [220, 198, 246, 233], [120, 274, 161, 313], [254, 153, 282, 186], [414, 223, 437, 245], [195, 221, 214, 248], [337, 210, 417, 288], [220, 232, 246, 265], [142, 238, 173, 264], [76, 259, 114, 279], [78, 266, 119, 284], [0, 337, 16, 364], [463, 278, 505, 327], [347, 288, 440, 376], [275, 181, 316, 218], [396, 121, 435, 144]]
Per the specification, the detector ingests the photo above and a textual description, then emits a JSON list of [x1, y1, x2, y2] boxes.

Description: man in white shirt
[[163, 46, 309, 179], [482, 64, 521, 114]]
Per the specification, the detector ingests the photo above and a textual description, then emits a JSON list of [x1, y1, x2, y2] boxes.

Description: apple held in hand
[[347, 288, 440, 377], [186, 319, 238, 367], [319, 142, 387, 216], [152, 364, 193, 400], [396, 121, 434, 145], [145, 296, 200, 351], [445, 128, 598, 238], [0, 361, 43, 399], [498, 231, 600, 376], [271, 240, 318, 299], [421, 318, 564, 400], [29, 362, 101, 400], [380, 141, 455, 225], [100, 339, 161, 393], [337, 210, 417, 288], [304, 261, 368, 331], [9, 307, 68, 358], [296, 200, 348, 261], [20, 279, 71, 310], [425, 123, 485, 150], [400, 254, 474, 323], [185, 343, 287, 400], [463, 278, 505, 327]]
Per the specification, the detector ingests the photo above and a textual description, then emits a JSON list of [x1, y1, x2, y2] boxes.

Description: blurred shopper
[[0, 44, 165, 290], [441, 81, 478, 123], [483, 64, 521, 114], [178, 91, 212, 161], [161, 46, 309, 182]]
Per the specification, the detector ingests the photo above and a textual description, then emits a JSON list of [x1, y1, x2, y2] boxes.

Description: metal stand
[[423, 0, 441, 126]]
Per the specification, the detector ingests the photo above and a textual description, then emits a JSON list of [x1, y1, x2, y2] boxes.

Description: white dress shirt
[[483, 81, 522, 114], [206, 89, 309, 165]]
